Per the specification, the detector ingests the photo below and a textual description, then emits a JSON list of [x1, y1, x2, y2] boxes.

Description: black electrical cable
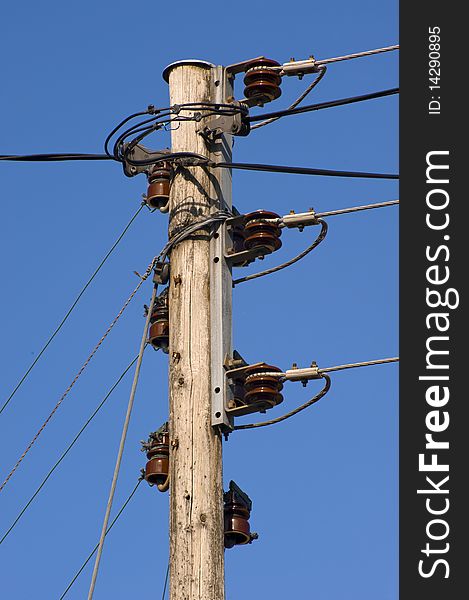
[[212, 162, 399, 179], [233, 219, 328, 286], [0, 153, 112, 162], [0, 357, 138, 546], [248, 87, 399, 123], [104, 109, 154, 157], [0, 204, 145, 417], [58, 477, 143, 600], [233, 374, 331, 430]]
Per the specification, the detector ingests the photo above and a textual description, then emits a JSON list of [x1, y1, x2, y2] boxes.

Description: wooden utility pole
[[164, 60, 232, 600]]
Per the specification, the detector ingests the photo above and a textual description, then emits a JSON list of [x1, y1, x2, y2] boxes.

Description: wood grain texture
[[167, 63, 225, 600]]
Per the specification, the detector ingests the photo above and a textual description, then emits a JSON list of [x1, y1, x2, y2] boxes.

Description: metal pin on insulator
[[243, 363, 283, 413], [224, 480, 258, 548], [244, 210, 282, 253], [146, 162, 172, 212], [148, 288, 169, 353], [142, 423, 170, 492], [243, 58, 282, 103]]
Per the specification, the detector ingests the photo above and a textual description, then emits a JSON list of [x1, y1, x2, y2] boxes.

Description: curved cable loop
[[251, 66, 327, 131], [234, 374, 331, 430], [233, 218, 328, 286]]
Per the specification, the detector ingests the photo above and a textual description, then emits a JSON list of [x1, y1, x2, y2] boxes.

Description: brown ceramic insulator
[[243, 58, 282, 102], [146, 162, 172, 210], [148, 317, 169, 353], [224, 501, 251, 548], [243, 363, 283, 408], [148, 293, 169, 352], [145, 431, 169, 487], [244, 210, 282, 253], [145, 454, 169, 486]]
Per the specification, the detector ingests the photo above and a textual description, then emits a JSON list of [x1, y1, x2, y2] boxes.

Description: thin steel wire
[[315, 44, 399, 66], [161, 561, 170, 600], [0, 259, 157, 494], [319, 357, 399, 374], [59, 478, 143, 600], [315, 200, 399, 218], [0, 204, 145, 416], [86, 285, 158, 599], [0, 356, 138, 546]]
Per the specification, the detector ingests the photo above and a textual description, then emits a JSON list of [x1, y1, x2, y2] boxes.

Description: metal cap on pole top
[[162, 60, 216, 82]]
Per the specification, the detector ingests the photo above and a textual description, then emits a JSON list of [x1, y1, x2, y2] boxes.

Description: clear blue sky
[[0, 2, 398, 598]]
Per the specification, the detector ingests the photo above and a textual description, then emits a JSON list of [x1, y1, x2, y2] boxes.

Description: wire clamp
[[122, 144, 171, 177], [197, 102, 250, 141], [153, 261, 170, 285]]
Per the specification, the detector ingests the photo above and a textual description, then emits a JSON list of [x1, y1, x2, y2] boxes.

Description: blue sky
[[0, 2, 398, 598]]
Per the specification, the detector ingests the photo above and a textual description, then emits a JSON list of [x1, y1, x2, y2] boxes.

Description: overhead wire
[[314, 44, 399, 66], [0, 203, 145, 417], [319, 356, 399, 374], [86, 284, 157, 599], [247, 87, 399, 123], [59, 476, 144, 600], [161, 561, 170, 600], [0, 356, 138, 547], [0, 257, 157, 494], [233, 357, 399, 430], [211, 161, 399, 179], [233, 219, 328, 286], [251, 66, 327, 130], [315, 199, 399, 218], [0, 153, 111, 162]]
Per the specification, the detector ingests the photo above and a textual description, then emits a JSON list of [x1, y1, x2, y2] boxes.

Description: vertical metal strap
[[210, 65, 234, 430]]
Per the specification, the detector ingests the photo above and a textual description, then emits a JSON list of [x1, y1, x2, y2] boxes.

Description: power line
[[233, 219, 328, 286], [0, 153, 111, 162], [0, 203, 145, 417], [0, 258, 157, 494], [233, 356, 399, 431], [0, 356, 138, 547], [87, 284, 158, 599], [277, 45, 399, 76], [59, 477, 143, 600], [161, 561, 170, 600], [251, 66, 327, 131], [319, 356, 399, 374], [234, 374, 331, 430], [315, 44, 399, 66], [247, 87, 399, 123], [315, 199, 399, 218], [212, 161, 399, 179]]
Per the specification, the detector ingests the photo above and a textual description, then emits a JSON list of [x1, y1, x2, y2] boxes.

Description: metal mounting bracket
[[210, 65, 235, 433], [223, 215, 272, 267], [122, 145, 171, 178], [197, 103, 250, 142]]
